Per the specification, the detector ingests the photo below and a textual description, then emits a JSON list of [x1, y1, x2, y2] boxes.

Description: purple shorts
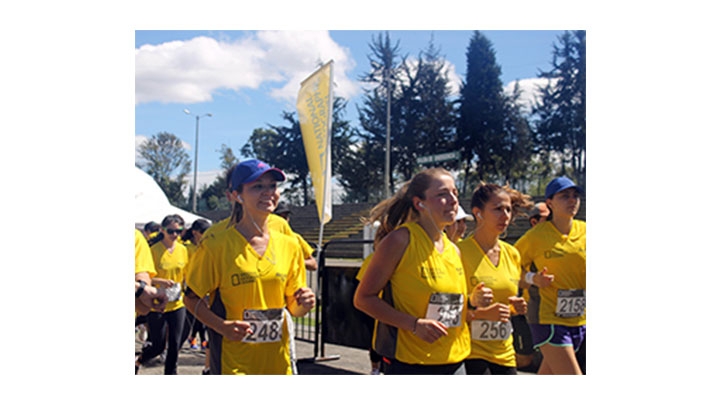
[[529, 324, 586, 352]]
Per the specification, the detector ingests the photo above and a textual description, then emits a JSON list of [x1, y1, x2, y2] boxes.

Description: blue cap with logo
[[231, 159, 286, 190], [545, 176, 583, 200]]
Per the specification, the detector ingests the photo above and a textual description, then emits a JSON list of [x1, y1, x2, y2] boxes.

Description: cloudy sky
[[135, 30, 565, 194]]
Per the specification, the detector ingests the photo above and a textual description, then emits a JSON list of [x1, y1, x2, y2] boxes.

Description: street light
[[184, 108, 212, 213]]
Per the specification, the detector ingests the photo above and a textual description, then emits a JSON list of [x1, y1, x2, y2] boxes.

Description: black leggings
[[464, 358, 517, 375], [140, 307, 186, 375], [384, 358, 466, 375]]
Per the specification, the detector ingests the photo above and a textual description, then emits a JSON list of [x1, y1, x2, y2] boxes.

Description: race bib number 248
[[242, 308, 284, 343]]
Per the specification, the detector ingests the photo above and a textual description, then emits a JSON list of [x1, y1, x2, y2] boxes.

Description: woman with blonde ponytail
[[354, 167, 478, 375]]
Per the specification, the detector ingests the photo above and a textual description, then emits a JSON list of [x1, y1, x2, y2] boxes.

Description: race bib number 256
[[471, 320, 513, 341]]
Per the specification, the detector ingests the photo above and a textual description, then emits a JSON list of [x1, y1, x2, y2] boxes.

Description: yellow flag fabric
[[297, 61, 333, 225]]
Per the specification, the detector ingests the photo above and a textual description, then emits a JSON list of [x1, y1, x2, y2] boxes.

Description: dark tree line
[[138, 30, 585, 210]]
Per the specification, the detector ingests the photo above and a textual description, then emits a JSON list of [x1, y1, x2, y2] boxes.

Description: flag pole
[[315, 60, 334, 258]]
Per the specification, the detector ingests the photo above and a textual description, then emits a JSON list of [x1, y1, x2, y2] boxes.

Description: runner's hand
[[220, 320, 253, 341], [470, 282, 494, 308], [508, 296, 527, 315], [534, 267, 554, 288], [413, 318, 448, 344], [294, 287, 316, 309]]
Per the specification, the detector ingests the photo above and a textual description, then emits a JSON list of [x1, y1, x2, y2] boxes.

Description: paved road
[[135, 332, 537, 375], [135, 332, 373, 375]]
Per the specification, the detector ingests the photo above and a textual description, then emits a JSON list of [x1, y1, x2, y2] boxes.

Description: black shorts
[[511, 315, 535, 355]]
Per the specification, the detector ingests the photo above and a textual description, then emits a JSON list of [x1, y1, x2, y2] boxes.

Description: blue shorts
[[529, 324, 586, 352]]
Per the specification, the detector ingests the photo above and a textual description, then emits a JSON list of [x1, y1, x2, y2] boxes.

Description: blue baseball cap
[[545, 176, 583, 200], [230, 159, 286, 190]]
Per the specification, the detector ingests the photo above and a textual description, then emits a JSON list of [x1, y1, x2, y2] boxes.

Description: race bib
[[162, 283, 182, 302], [425, 293, 464, 328], [471, 320, 513, 341], [555, 289, 586, 318], [242, 308, 284, 343]]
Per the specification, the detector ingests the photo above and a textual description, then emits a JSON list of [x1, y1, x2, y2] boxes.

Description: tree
[[217, 143, 239, 171], [195, 144, 238, 212], [358, 31, 404, 197], [457, 31, 506, 194], [241, 97, 354, 206], [533, 30, 586, 189], [497, 82, 534, 189], [339, 92, 389, 202], [136, 131, 191, 207], [397, 37, 457, 180]]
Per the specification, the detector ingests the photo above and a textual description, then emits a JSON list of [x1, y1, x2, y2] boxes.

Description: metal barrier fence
[[293, 239, 374, 363]]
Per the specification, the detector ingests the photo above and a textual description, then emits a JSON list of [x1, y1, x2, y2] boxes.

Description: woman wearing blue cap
[[514, 176, 586, 374], [182, 159, 316, 375]]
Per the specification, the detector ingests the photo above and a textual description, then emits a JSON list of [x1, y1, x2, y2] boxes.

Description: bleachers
[[198, 196, 586, 260]]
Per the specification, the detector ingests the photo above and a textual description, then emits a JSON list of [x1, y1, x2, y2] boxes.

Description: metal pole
[[384, 69, 391, 199], [185, 109, 211, 213], [192, 116, 199, 213]]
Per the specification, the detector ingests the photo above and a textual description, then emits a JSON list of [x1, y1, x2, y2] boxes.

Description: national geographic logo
[[420, 266, 447, 280], [544, 248, 565, 259], [231, 272, 257, 286]]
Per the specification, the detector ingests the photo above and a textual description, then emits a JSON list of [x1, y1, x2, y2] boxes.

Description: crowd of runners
[[134, 159, 586, 375]]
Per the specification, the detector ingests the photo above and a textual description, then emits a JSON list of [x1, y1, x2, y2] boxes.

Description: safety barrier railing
[[294, 239, 374, 364]]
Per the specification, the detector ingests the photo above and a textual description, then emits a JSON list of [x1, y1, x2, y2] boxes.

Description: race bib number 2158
[[555, 289, 585, 318]]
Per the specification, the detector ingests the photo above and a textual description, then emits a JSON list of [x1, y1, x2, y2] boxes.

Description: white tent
[[134, 167, 211, 228]]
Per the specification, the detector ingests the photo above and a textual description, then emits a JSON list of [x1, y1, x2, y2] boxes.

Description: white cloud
[[504, 77, 557, 113], [135, 134, 148, 162], [135, 31, 359, 105], [398, 56, 463, 97]]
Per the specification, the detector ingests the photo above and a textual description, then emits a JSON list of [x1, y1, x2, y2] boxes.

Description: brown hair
[[470, 182, 533, 224], [228, 184, 245, 228]]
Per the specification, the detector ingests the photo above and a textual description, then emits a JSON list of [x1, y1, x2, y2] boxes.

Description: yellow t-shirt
[[135, 229, 156, 278], [204, 214, 293, 241], [202, 215, 306, 284], [458, 238, 521, 367], [373, 222, 470, 365], [184, 226, 306, 375], [149, 242, 188, 313], [514, 220, 586, 327], [184, 240, 198, 259]]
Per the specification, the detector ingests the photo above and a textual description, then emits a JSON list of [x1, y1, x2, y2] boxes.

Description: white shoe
[[370, 368, 381, 375]]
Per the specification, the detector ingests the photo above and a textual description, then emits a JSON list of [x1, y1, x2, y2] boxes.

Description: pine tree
[[457, 31, 506, 193], [533, 30, 586, 189]]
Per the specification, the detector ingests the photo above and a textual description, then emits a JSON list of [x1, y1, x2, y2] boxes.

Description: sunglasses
[[164, 228, 184, 235]]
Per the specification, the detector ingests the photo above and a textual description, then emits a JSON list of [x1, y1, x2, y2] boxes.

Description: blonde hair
[[365, 167, 453, 245]]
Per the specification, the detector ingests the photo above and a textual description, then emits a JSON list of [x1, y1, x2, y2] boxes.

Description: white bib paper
[[242, 308, 284, 343], [471, 320, 513, 341], [425, 293, 464, 328], [555, 289, 586, 318]]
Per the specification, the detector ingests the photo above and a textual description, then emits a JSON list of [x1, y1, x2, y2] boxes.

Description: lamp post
[[184, 109, 212, 213]]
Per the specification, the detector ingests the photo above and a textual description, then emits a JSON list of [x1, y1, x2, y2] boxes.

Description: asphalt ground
[[134, 329, 373, 375], [134, 330, 538, 375]]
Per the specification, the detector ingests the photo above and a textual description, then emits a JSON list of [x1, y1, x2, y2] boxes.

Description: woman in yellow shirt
[[354, 167, 472, 375], [458, 182, 533, 374], [136, 214, 189, 375], [183, 159, 315, 375], [515, 176, 586, 375]]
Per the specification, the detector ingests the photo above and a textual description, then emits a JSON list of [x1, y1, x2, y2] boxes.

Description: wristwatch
[[135, 280, 147, 298]]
